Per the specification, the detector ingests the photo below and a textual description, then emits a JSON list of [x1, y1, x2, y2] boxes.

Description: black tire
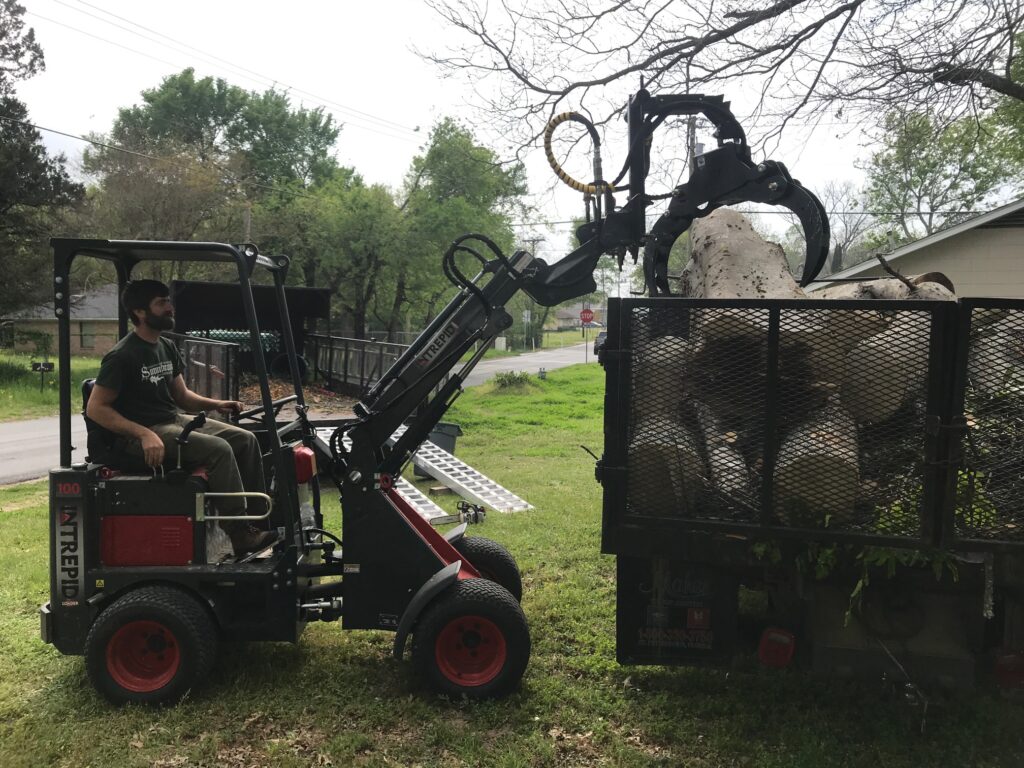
[[453, 536, 523, 602], [411, 578, 530, 700], [85, 585, 217, 705]]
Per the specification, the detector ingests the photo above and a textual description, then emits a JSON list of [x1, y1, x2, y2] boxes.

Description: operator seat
[[81, 378, 154, 473]]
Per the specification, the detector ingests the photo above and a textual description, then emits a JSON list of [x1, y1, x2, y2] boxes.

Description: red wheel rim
[[435, 615, 507, 686], [105, 620, 181, 693]]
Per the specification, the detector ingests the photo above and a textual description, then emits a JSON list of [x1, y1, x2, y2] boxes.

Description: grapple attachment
[[537, 88, 830, 303]]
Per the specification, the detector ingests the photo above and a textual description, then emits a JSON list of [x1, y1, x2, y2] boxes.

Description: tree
[[84, 70, 344, 254], [385, 118, 528, 338], [422, 0, 1024, 152], [861, 111, 1013, 240], [780, 180, 876, 274], [317, 183, 403, 340], [0, 0, 84, 314], [0, 0, 42, 93]]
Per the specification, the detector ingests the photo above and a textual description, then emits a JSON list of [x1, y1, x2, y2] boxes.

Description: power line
[[27, 7, 420, 145], [74, 0, 420, 135]]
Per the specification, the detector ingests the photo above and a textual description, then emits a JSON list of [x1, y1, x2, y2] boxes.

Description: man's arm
[[86, 383, 167, 466], [169, 375, 242, 417]]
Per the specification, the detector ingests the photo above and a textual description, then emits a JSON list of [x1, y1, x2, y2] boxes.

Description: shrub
[[493, 370, 532, 388]]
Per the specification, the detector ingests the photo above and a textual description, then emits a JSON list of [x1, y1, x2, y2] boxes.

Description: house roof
[[807, 196, 1024, 290], [5, 283, 120, 321]]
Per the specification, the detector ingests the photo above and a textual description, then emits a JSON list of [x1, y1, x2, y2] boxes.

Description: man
[[86, 279, 276, 556]]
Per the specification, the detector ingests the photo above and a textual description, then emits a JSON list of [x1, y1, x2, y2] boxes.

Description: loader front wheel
[[453, 536, 522, 602], [412, 578, 529, 699], [85, 586, 217, 705]]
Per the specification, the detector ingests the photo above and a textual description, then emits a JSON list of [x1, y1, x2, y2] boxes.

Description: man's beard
[[143, 311, 174, 331]]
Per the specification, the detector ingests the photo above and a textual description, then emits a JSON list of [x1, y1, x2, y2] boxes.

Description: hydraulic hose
[[543, 112, 614, 194]]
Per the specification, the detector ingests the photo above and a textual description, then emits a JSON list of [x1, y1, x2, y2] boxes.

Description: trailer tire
[[85, 585, 217, 706], [453, 536, 522, 602], [411, 578, 530, 700]]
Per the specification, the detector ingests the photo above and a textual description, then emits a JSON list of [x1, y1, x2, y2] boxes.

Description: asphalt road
[[0, 343, 596, 486]]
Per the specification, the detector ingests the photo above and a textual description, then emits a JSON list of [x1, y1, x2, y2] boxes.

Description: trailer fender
[[393, 561, 462, 660], [443, 523, 468, 545]]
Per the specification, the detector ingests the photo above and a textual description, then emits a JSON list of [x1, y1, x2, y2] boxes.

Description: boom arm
[[330, 87, 830, 484]]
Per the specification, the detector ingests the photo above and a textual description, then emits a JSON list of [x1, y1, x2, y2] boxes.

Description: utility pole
[[522, 237, 543, 350]]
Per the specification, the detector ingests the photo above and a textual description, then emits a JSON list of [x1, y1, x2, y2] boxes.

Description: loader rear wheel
[[85, 586, 217, 705], [412, 578, 530, 699], [453, 536, 523, 602]]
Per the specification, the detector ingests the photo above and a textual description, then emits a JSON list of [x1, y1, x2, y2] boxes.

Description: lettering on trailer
[[56, 504, 84, 607], [417, 321, 459, 367]]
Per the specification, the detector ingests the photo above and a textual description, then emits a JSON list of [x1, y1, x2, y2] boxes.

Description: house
[[550, 302, 606, 330], [807, 198, 1024, 297], [2, 284, 120, 356]]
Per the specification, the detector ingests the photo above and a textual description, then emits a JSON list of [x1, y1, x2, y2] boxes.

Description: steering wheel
[[237, 395, 298, 421]]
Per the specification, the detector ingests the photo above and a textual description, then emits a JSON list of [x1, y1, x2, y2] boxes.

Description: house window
[[79, 322, 95, 350]]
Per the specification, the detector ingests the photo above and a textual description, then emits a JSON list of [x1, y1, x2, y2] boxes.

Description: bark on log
[[774, 406, 860, 527]]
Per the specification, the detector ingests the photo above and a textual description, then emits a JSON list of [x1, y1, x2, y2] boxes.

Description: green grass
[[0, 353, 102, 423], [2, 364, 1023, 766]]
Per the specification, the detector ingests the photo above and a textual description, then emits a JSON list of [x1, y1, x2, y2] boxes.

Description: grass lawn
[[1, 364, 1023, 766], [0, 353, 102, 423]]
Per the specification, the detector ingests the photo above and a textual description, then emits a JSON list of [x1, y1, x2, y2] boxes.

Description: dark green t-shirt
[[95, 333, 184, 426]]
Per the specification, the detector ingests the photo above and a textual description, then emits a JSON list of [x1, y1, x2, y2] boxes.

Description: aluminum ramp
[[392, 425, 534, 513], [313, 425, 533, 515]]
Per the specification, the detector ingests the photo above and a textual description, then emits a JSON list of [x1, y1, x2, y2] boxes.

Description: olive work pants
[[119, 414, 266, 514]]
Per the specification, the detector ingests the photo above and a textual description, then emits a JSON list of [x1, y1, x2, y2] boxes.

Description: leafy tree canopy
[[861, 111, 1015, 239]]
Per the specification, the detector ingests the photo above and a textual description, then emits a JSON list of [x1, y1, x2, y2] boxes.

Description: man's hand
[[215, 400, 243, 416], [140, 429, 165, 467]]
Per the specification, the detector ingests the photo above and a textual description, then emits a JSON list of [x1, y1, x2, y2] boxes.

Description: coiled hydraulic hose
[[543, 112, 614, 194]]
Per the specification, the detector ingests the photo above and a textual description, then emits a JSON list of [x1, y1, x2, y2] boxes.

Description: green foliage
[[0, 0, 42, 92], [0, 1, 85, 315], [862, 111, 1017, 240]]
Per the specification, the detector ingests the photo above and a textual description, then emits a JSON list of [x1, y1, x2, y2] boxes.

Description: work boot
[[225, 523, 278, 556]]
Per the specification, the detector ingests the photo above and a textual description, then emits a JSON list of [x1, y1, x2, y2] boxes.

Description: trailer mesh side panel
[[956, 305, 1024, 544], [619, 300, 939, 545]]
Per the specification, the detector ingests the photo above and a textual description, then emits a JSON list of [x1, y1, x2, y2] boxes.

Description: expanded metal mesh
[[957, 306, 1024, 543], [169, 334, 239, 402], [622, 301, 936, 542]]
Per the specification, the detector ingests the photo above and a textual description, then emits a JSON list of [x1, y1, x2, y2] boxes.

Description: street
[[0, 342, 595, 485]]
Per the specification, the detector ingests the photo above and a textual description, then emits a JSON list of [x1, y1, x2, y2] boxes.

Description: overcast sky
[[16, 0, 866, 271]]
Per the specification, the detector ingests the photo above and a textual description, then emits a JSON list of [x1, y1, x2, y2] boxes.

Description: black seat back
[[81, 378, 151, 472]]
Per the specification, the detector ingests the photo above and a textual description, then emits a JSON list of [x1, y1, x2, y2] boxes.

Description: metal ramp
[[392, 425, 533, 513], [313, 425, 533, 516], [313, 428, 448, 521]]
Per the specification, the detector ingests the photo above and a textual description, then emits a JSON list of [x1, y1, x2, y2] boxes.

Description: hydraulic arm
[[329, 87, 830, 482]]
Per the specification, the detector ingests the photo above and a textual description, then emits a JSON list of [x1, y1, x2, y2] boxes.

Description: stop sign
[[580, 308, 594, 324]]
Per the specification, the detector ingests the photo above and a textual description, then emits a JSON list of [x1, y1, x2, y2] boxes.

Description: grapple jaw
[[643, 145, 830, 295]]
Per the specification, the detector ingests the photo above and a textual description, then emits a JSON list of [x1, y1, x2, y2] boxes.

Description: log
[[694, 402, 753, 503], [630, 336, 693, 421], [838, 281, 956, 423], [628, 415, 704, 516], [968, 314, 1024, 397], [774, 406, 860, 527]]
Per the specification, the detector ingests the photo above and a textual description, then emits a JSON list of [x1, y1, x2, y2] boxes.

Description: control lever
[[175, 411, 207, 469]]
